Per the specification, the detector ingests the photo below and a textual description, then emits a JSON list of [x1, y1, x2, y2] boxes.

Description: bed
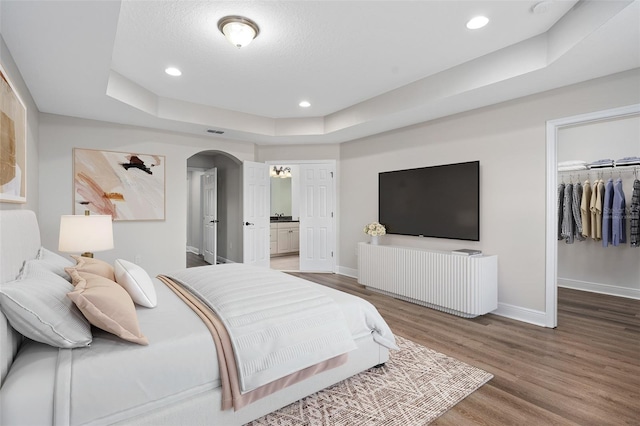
[[0, 210, 395, 426]]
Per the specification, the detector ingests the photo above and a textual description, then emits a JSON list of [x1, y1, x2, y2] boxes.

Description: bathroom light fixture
[[218, 16, 260, 48], [466, 16, 489, 30], [270, 166, 292, 178]]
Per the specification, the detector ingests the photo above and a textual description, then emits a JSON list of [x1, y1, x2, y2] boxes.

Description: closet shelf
[[557, 164, 639, 175]]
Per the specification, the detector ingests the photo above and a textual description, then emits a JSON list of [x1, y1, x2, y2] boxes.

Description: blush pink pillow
[[67, 269, 148, 345], [70, 255, 115, 281]]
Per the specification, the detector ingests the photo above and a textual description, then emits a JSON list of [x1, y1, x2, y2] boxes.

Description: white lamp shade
[[59, 215, 114, 253]]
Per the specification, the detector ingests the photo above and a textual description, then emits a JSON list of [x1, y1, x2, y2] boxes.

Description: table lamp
[[58, 211, 114, 258]]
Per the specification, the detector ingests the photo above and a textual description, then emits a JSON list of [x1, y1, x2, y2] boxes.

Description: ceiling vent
[[207, 129, 225, 135]]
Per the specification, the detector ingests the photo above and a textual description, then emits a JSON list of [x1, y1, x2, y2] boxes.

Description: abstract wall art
[[73, 148, 165, 221], [0, 63, 27, 203]]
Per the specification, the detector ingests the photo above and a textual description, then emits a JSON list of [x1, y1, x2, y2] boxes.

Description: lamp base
[[81, 252, 94, 258]]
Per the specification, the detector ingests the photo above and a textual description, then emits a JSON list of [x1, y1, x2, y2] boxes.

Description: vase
[[370, 235, 379, 245]]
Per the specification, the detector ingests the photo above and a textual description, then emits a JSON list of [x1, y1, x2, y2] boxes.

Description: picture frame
[[73, 148, 165, 221], [0, 63, 27, 203]]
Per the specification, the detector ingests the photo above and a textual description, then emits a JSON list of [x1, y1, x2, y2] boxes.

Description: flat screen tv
[[378, 161, 479, 241]]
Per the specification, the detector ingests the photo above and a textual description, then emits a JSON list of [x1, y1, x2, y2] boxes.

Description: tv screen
[[378, 161, 479, 241]]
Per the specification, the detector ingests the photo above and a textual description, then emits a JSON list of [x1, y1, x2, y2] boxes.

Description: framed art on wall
[[0, 63, 27, 203], [73, 148, 165, 221]]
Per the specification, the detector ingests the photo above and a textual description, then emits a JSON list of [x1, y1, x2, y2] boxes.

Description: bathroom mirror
[[270, 175, 292, 216]]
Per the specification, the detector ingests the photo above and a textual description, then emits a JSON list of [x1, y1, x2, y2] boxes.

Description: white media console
[[358, 243, 498, 318]]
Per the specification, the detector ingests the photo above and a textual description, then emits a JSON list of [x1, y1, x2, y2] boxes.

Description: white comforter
[[164, 263, 395, 393]]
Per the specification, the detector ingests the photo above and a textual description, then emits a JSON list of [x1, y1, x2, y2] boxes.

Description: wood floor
[[186, 252, 211, 268], [186, 252, 300, 271], [288, 272, 640, 426], [185, 254, 639, 424]]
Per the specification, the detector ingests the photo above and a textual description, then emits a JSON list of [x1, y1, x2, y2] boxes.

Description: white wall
[[256, 144, 340, 162], [339, 69, 640, 316], [38, 114, 255, 277], [557, 115, 640, 298], [0, 36, 39, 214]]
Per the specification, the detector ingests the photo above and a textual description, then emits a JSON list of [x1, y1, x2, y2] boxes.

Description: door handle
[[210, 220, 219, 223], [244, 222, 254, 226]]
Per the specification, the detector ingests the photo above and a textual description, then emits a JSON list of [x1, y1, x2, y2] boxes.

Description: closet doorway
[[546, 104, 640, 328]]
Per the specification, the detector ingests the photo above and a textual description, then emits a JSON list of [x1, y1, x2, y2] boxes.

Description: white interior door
[[243, 161, 270, 267], [202, 169, 217, 265], [299, 163, 335, 272]]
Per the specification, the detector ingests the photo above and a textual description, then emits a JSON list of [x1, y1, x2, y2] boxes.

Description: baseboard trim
[[217, 256, 234, 264], [337, 266, 358, 279], [558, 278, 640, 300], [341, 267, 550, 327], [186, 246, 200, 255], [491, 303, 548, 327]]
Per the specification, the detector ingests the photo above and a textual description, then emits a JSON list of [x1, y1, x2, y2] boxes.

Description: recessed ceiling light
[[532, 1, 553, 14], [466, 16, 489, 30], [299, 101, 311, 108], [165, 67, 182, 77]]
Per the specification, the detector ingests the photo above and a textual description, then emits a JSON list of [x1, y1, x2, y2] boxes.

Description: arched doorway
[[187, 150, 242, 265]]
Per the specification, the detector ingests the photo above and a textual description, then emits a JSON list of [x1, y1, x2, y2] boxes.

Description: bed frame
[[0, 210, 389, 425]]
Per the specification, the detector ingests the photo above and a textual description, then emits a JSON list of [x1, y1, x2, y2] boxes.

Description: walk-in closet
[[556, 114, 640, 300]]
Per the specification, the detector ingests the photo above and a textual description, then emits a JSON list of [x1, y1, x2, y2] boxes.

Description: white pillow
[[0, 260, 92, 348], [113, 259, 157, 308], [33, 247, 74, 281]]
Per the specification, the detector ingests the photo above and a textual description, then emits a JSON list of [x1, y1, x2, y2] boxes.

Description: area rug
[[247, 335, 493, 425]]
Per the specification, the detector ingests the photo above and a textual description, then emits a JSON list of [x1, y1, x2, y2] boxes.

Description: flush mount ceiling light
[[299, 101, 311, 108], [218, 15, 260, 48], [165, 67, 182, 76], [466, 15, 489, 30]]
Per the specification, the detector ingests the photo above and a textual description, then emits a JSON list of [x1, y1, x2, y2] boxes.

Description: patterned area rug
[[247, 335, 493, 425]]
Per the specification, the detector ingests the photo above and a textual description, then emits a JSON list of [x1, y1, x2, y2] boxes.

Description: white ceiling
[[1, 0, 639, 145]]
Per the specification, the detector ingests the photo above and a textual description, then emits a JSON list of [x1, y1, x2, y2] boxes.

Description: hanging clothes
[[590, 179, 603, 241], [580, 179, 591, 238], [561, 183, 574, 244], [630, 178, 640, 248], [602, 178, 614, 247], [572, 182, 585, 241], [558, 183, 565, 241], [611, 178, 626, 246]]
